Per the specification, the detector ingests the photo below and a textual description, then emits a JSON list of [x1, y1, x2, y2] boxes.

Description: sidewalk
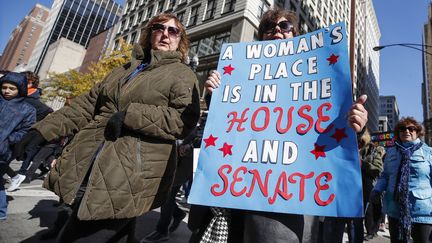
[[1, 160, 391, 243], [0, 160, 192, 243]]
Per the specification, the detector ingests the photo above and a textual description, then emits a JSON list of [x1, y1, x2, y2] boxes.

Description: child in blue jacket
[[0, 72, 36, 220]]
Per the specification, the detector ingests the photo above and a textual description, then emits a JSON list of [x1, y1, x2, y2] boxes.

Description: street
[[1, 161, 391, 243]]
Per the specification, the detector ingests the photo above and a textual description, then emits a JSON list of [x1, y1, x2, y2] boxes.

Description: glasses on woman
[[264, 21, 294, 35], [151, 23, 180, 38], [398, 126, 417, 132]]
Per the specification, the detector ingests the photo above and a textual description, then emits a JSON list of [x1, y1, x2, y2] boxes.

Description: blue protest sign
[[189, 23, 363, 217]]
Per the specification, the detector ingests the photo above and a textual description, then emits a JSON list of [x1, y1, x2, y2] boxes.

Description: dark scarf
[[394, 140, 423, 240]]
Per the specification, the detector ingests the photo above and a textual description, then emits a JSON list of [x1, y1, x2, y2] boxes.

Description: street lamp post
[[373, 43, 432, 56], [374, 43, 432, 144]]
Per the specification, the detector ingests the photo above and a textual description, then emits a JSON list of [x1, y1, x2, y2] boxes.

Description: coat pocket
[[411, 188, 432, 216], [411, 187, 432, 199]]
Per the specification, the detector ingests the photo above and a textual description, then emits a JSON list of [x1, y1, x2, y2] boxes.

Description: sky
[[0, 0, 429, 122]]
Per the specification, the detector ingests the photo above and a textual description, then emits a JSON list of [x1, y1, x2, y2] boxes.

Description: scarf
[[200, 207, 231, 243], [394, 140, 423, 240]]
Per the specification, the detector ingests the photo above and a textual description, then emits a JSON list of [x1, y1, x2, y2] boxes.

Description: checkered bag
[[200, 207, 231, 243]]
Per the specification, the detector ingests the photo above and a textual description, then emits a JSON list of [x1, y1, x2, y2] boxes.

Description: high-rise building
[[422, 2, 432, 144], [79, 24, 119, 73], [27, 0, 122, 74], [286, 0, 381, 132], [379, 95, 400, 131], [0, 4, 50, 71], [38, 37, 87, 80], [378, 116, 390, 132], [353, 0, 380, 132]]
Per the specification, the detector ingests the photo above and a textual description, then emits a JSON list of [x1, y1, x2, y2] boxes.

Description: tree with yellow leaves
[[44, 41, 132, 99]]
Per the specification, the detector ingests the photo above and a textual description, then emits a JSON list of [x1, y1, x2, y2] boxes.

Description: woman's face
[[151, 18, 181, 52], [262, 17, 294, 41], [398, 123, 418, 142]]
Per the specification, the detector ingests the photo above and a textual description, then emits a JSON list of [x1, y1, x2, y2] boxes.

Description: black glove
[[369, 190, 382, 205], [14, 129, 46, 160], [104, 111, 126, 141]]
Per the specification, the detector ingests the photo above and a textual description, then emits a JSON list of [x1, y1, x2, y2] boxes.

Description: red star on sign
[[218, 142, 233, 157], [327, 54, 339, 65], [310, 143, 326, 159], [203, 134, 218, 148], [331, 128, 348, 143], [223, 64, 235, 75]]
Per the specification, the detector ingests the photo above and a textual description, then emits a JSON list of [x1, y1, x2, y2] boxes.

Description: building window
[[189, 5, 200, 26], [121, 19, 127, 31], [223, 0, 236, 13], [167, 0, 176, 9], [146, 5, 154, 20], [130, 31, 137, 44], [205, 0, 216, 19], [137, 10, 143, 23], [177, 11, 185, 24], [129, 16, 134, 28], [156, 1, 164, 14], [258, 1, 269, 18], [190, 31, 231, 57]]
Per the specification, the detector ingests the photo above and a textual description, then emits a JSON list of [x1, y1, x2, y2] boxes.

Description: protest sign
[[371, 131, 395, 147], [189, 23, 363, 217]]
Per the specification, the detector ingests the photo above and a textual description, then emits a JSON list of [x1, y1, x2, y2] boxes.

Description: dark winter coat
[[25, 89, 53, 121], [35, 45, 200, 220], [360, 142, 384, 203], [0, 72, 36, 162]]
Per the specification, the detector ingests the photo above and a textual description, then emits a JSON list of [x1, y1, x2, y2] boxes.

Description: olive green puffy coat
[[35, 45, 200, 220]]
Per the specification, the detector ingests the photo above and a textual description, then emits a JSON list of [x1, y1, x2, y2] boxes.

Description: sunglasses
[[398, 126, 417, 132], [151, 23, 180, 38], [264, 21, 294, 35]]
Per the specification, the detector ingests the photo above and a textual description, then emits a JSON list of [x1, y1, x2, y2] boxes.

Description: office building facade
[[379, 95, 400, 131], [27, 0, 122, 74], [286, 0, 381, 132]]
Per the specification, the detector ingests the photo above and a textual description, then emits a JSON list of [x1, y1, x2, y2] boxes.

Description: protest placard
[[189, 23, 363, 217]]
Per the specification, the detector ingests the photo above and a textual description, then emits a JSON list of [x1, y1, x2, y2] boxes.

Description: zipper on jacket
[[136, 137, 142, 171], [71, 142, 105, 208]]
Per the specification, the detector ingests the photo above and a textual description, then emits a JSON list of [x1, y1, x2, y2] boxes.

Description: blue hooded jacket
[[0, 72, 36, 162]]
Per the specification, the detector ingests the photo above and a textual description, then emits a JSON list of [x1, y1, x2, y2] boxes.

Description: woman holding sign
[[198, 8, 368, 243], [371, 117, 432, 243], [14, 13, 200, 242]]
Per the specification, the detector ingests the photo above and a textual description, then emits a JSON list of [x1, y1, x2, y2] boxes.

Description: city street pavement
[[1, 160, 391, 243]]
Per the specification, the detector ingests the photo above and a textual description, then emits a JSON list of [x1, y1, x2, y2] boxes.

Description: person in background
[[7, 71, 53, 191], [322, 128, 385, 243], [200, 7, 369, 243], [0, 72, 36, 220], [371, 117, 432, 243], [360, 128, 385, 240], [14, 12, 200, 242], [142, 116, 204, 242]]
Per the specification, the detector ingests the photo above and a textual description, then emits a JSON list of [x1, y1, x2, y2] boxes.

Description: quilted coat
[[35, 45, 200, 220]]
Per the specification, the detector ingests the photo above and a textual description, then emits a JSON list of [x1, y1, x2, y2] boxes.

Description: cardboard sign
[[189, 23, 363, 217]]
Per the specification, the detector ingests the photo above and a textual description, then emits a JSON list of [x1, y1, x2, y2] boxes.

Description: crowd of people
[[0, 8, 431, 243]]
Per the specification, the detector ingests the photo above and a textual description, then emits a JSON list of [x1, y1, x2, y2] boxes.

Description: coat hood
[[0, 72, 28, 97]]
